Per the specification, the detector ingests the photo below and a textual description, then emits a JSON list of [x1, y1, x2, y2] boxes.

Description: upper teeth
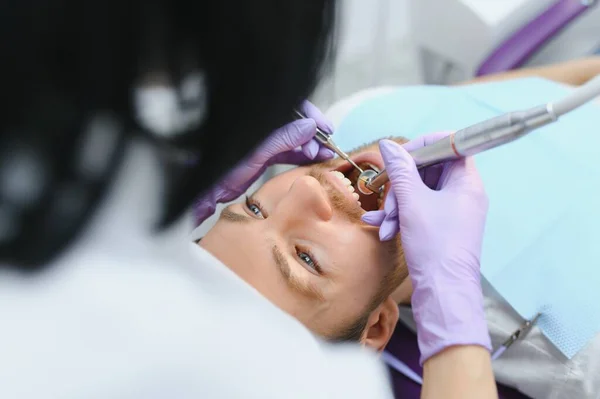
[[332, 168, 386, 210], [331, 171, 359, 197]]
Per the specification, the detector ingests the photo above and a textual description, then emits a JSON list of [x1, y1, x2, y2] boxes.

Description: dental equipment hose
[[358, 74, 600, 195]]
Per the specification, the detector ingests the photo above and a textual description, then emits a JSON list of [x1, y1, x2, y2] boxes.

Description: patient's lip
[[333, 151, 384, 174]]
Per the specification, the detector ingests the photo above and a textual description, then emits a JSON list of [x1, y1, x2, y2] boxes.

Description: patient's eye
[[298, 252, 314, 266], [245, 196, 266, 218], [296, 247, 322, 274], [248, 204, 262, 217]]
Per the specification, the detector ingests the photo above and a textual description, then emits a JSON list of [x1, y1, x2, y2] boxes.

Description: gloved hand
[[194, 100, 335, 225], [362, 133, 491, 364]]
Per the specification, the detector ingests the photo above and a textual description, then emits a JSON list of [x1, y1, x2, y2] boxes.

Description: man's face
[[201, 140, 406, 344]]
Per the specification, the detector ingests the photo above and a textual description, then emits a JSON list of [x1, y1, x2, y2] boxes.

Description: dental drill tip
[[356, 169, 379, 195]]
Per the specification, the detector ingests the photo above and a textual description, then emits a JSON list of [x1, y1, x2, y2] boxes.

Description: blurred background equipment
[[312, 0, 600, 109], [411, 0, 600, 84]]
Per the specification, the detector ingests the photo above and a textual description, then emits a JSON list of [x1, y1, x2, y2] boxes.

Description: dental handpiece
[[293, 109, 364, 173], [358, 73, 600, 195]]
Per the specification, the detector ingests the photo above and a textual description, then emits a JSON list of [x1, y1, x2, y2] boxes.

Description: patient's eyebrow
[[271, 244, 325, 302], [219, 207, 251, 223]]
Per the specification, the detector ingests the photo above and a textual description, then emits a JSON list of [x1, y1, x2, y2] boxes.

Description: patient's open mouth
[[332, 152, 389, 212]]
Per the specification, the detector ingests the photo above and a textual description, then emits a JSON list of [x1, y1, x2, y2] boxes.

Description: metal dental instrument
[[357, 74, 600, 195], [382, 350, 423, 385], [293, 109, 364, 174], [491, 313, 541, 361]]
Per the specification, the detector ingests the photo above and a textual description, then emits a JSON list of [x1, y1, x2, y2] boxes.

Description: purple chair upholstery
[[476, 0, 592, 76], [386, 323, 531, 399]]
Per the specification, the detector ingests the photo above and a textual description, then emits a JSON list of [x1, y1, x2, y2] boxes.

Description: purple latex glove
[[361, 131, 452, 238], [194, 100, 335, 224], [362, 134, 491, 364]]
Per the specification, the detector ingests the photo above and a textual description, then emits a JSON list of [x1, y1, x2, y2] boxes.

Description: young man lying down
[[198, 57, 600, 398], [199, 128, 599, 399], [200, 138, 408, 349]]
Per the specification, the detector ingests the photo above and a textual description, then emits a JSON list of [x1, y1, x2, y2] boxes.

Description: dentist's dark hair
[[0, 0, 336, 271]]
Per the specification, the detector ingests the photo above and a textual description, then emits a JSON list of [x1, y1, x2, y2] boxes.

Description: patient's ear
[[361, 296, 399, 351]]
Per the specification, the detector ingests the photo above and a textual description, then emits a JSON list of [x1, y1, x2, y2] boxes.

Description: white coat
[[0, 140, 393, 399]]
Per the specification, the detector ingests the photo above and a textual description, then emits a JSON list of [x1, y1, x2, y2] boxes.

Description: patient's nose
[[275, 176, 332, 223]]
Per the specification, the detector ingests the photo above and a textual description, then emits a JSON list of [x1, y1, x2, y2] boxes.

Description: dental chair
[[410, 0, 600, 83]]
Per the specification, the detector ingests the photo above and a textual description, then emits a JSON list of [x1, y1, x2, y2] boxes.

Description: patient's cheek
[[333, 227, 356, 244]]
